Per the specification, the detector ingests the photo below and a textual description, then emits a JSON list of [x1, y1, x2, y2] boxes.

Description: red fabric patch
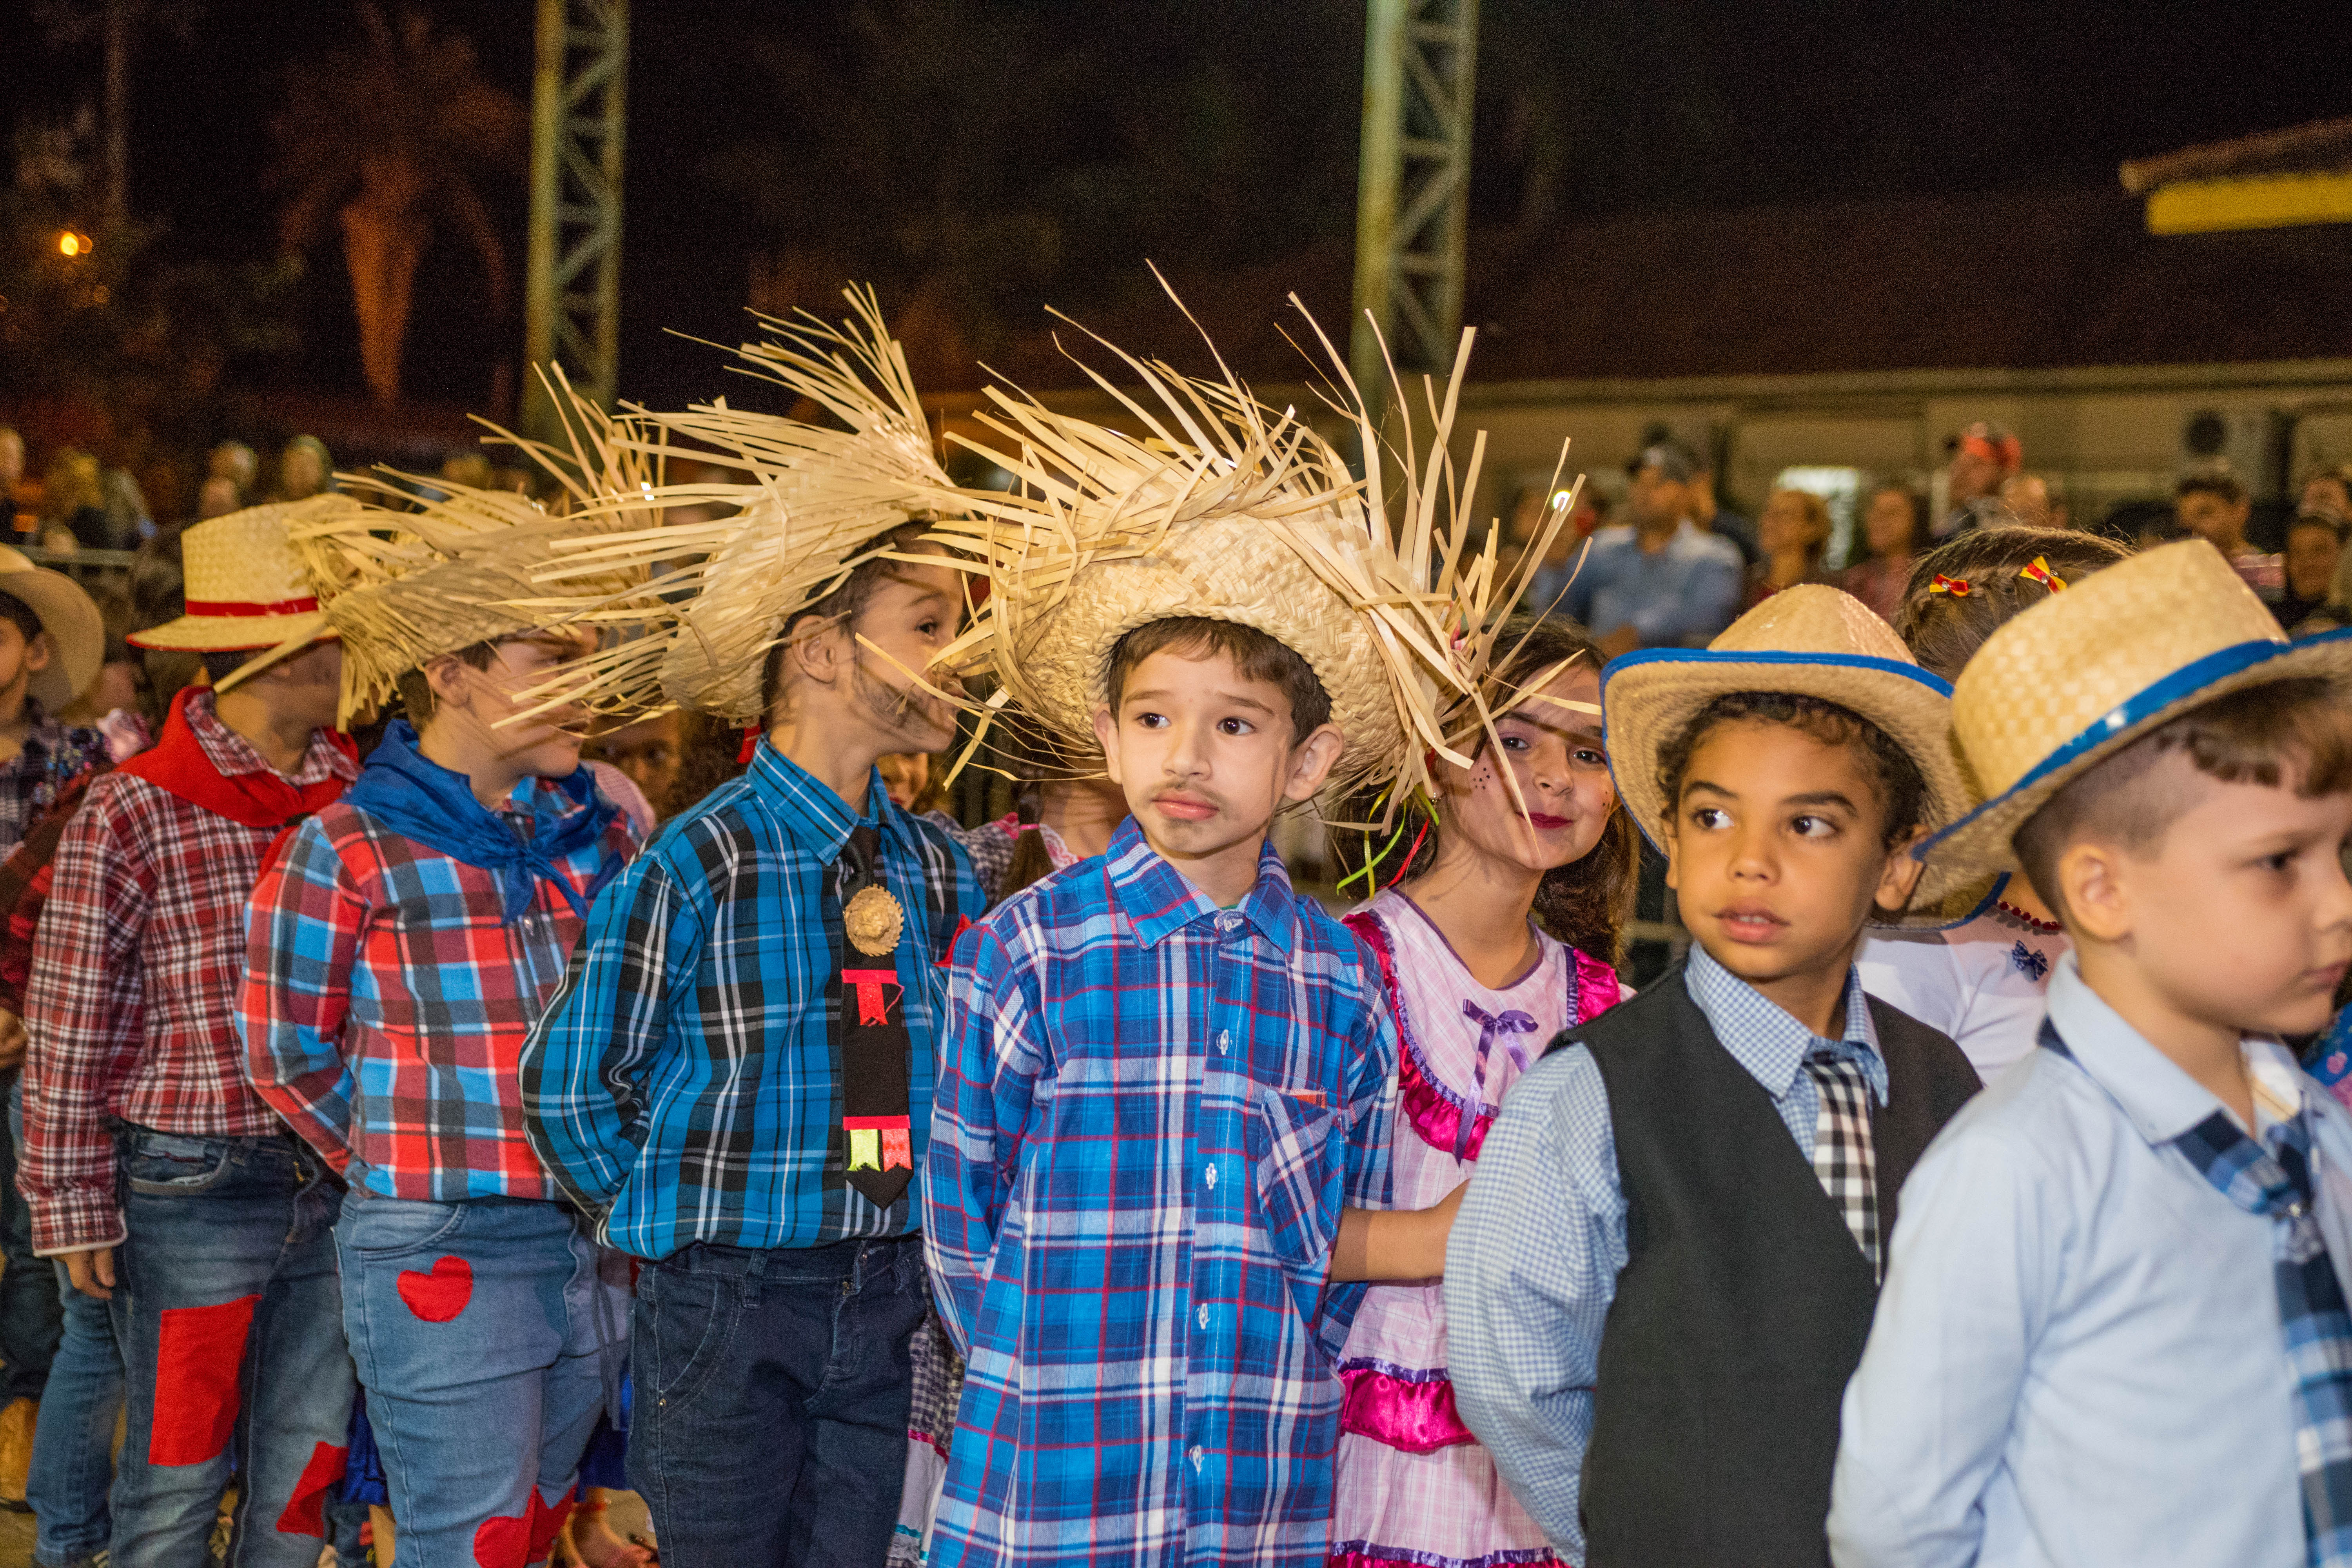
[[472, 1487, 576, 1568], [149, 1294, 260, 1466], [395, 1256, 475, 1323], [274, 1440, 350, 1536]]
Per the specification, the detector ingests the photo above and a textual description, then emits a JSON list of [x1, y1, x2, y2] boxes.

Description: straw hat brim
[[129, 609, 328, 654], [1923, 628, 2352, 875], [0, 564, 103, 710], [1602, 648, 1976, 927]]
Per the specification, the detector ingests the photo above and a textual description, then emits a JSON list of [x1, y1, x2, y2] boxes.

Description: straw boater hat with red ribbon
[[1601, 584, 1981, 927], [127, 498, 364, 691], [1923, 537, 2352, 875]]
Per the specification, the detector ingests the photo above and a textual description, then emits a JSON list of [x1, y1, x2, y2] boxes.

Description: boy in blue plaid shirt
[[1831, 541, 2352, 1567]]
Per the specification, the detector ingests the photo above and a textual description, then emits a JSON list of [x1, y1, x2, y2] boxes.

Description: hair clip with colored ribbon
[[2018, 556, 2066, 593], [1928, 574, 1973, 597]]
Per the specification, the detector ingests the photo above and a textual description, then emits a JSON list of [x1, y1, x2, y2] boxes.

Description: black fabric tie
[[829, 824, 915, 1211]]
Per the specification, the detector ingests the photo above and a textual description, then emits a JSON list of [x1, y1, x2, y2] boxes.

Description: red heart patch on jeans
[[395, 1256, 474, 1323]]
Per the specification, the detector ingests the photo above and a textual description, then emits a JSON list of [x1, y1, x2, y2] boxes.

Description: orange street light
[[57, 231, 93, 258]]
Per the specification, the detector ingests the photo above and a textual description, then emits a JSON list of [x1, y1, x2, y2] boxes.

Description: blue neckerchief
[[342, 720, 621, 922]]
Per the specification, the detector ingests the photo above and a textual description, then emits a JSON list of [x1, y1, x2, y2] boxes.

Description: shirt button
[[1203, 1163, 1218, 1190], [1196, 1303, 1210, 1330], [1189, 1445, 1204, 1470], [1216, 1029, 1230, 1054], [1217, 912, 1241, 932]]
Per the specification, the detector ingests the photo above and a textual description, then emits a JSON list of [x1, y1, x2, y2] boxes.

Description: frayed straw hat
[[232, 376, 665, 725], [0, 545, 103, 711], [926, 283, 1590, 821], [128, 501, 361, 692], [1923, 538, 2352, 875], [523, 285, 963, 725], [1602, 585, 1980, 926]]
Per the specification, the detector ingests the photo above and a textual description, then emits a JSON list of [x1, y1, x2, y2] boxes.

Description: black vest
[[1568, 960, 1980, 1568]]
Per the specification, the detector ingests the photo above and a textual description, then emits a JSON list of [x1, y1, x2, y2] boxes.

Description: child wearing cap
[[21, 501, 363, 1568], [917, 312, 1551, 1568], [1829, 539, 2352, 1567], [520, 297, 989, 1568], [1443, 586, 1982, 1568], [1854, 526, 2128, 1083], [237, 456, 650, 1568]]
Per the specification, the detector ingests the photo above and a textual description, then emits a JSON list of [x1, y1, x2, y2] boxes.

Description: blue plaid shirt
[[1443, 944, 1883, 1558], [924, 817, 1398, 1568], [519, 740, 984, 1259]]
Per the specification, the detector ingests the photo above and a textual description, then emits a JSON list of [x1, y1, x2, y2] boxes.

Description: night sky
[[8, 0, 2350, 414]]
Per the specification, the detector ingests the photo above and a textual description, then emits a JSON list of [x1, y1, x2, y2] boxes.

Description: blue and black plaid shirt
[[520, 739, 985, 1260]]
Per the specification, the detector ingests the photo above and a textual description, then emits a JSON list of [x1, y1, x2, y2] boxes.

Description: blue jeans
[[13, 1084, 121, 1568], [630, 1236, 928, 1568], [0, 1071, 61, 1402], [337, 1192, 627, 1568], [108, 1127, 355, 1568]]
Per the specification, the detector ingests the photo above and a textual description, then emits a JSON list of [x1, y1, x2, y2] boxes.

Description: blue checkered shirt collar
[[742, 737, 913, 861], [1103, 815, 1298, 955], [1684, 940, 1886, 1106]]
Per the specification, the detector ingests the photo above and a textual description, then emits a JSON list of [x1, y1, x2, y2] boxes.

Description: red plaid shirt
[[22, 693, 358, 1254]]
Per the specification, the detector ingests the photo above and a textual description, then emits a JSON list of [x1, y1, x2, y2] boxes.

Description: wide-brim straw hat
[[1925, 538, 2352, 875], [0, 545, 104, 711], [1602, 584, 1980, 927], [127, 500, 359, 679]]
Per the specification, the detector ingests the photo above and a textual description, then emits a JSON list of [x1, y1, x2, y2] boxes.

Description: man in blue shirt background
[[1564, 438, 1744, 659]]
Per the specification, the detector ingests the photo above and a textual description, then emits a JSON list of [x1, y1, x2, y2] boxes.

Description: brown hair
[[1895, 526, 2130, 682], [1658, 691, 1927, 851], [2014, 677, 2352, 914], [2176, 461, 2247, 506], [1334, 618, 1638, 963], [757, 519, 942, 722], [1766, 487, 1834, 568], [1102, 616, 1332, 741], [393, 641, 500, 722]]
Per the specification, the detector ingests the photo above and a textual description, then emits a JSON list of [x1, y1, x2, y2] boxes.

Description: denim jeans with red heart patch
[[335, 1191, 628, 1568], [106, 1125, 355, 1568]]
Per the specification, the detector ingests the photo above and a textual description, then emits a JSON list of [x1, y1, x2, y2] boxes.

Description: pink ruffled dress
[[1334, 889, 1621, 1568]]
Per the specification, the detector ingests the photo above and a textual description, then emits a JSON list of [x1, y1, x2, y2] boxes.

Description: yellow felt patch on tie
[[848, 1127, 881, 1171]]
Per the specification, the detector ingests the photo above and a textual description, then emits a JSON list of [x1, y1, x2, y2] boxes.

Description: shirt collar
[[1103, 815, 1298, 954], [1683, 941, 1886, 1105], [0, 701, 64, 773], [2045, 952, 2312, 1143], [185, 688, 355, 786], [743, 737, 903, 861]]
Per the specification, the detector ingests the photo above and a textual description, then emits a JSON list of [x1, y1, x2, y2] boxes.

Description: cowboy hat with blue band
[[1601, 584, 1982, 929], [1924, 537, 2352, 877]]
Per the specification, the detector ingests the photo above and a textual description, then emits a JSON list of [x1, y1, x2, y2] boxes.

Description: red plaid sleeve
[[23, 777, 153, 1254]]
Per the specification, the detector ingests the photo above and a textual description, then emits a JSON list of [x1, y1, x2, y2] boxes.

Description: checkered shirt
[[1441, 944, 1881, 1558], [238, 777, 642, 1201], [0, 706, 109, 858], [519, 741, 985, 1259], [20, 691, 358, 1254], [923, 816, 1399, 1568]]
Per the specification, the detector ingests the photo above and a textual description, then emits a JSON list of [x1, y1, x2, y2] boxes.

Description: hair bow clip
[[1927, 574, 1972, 597], [2017, 556, 2066, 593]]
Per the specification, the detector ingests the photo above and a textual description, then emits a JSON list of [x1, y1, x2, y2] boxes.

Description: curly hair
[[1657, 691, 1926, 849], [1332, 617, 1638, 963]]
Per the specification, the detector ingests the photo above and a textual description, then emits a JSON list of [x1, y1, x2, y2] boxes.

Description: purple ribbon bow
[[1459, 1001, 1541, 1157]]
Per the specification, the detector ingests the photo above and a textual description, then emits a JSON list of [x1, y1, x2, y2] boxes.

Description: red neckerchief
[[114, 687, 355, 830]]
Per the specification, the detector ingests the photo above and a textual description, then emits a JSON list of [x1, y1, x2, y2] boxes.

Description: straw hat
[[0, 546, 103, 711], [1924, 538, 2352, 875], [926, 285, 1591, 820], [230, 379, 664, 724], [522, 286, 965, 726], [127, 499, 358, 665], [1601, 584, 1979, 926]]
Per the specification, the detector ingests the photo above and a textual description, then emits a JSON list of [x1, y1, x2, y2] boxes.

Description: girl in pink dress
[[1333, 619, 1638, 1568]]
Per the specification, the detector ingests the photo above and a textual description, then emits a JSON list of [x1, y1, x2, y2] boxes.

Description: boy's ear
[[1092, 705, 1124, 784], [423, 652, 473, 711], [1280, 721, 1347, 804], [22, 632, 51, 675], [2056, 837, 2132, 944], [1870, 824, 1931, 915], [789, 615, 851, 691]]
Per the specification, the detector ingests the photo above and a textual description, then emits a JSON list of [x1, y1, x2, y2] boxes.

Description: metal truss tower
[[523, 0, 628, 440], [1350, 0, 1479, 437]]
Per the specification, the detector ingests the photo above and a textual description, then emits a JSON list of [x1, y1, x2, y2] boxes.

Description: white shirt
[[1857, 902, 2068, 1083], [1828, 953, 2352, 1568]]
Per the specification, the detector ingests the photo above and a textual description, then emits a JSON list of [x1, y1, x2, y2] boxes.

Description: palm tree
[[270, 6, 527, 405]]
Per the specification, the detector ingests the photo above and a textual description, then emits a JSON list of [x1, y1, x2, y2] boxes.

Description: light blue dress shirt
[[1828, 952, 2352, 1568], [1561, 521, 1744, 648], [1444, 946, 1885, 1557]]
